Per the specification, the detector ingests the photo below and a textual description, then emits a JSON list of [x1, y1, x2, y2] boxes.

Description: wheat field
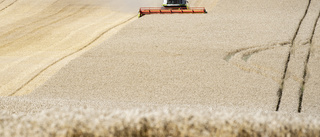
[[1, 0, 320, 136]]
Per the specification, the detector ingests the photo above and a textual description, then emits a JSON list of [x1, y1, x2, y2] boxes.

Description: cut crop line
[[276, 0, 311, 111], [224, 42, 290, 62], [0, 4, 71, 39], [225, 43, 290, 85], [298, 11, 320, 113], [0, 11, 114, 75], [231, 61, 283, 84], [0, 0, 5, 5], [241, 44, 288, 62], [0, 5, 93, 75], [240, 45, 279, 61], [9, 15, 137, 96], [0, 5, 90, 91], [0, 5, 88, 49], [0, 5, 86, 48], [224, 47, 256, 61], [0, 0, 17, 12], [250, 63, 286, 83]]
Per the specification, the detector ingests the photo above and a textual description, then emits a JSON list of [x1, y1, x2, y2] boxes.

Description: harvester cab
[[139, 0, 207, 17], [163, 0, 188, 7]]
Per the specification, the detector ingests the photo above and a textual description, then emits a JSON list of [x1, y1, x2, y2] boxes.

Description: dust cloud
[[75, 0, 163, 13], [106, 0, 163, 13]]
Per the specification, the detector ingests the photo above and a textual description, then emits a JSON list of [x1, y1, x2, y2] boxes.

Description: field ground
[[1, 0, 320, 136]]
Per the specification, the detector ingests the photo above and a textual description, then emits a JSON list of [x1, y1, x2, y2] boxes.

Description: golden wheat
[[0, 0, 320, 136]]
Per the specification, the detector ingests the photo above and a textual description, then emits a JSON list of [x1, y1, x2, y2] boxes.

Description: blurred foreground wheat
[[1, 108, 319, 137]]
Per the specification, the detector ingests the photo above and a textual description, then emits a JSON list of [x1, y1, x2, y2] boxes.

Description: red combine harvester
[[139, 0, 207, 17]]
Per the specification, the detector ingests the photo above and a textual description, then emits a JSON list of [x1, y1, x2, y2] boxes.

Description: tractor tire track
[[240, 42, 290, 61], [0, 0, 17, 12], [224, 42, 290, 83], [299, 11, 320, 112], [224, 42, 290, 61], [0, 5, 89, 49], [224, 46, 256, 62], [275, 0, 311, 111], [277, 0, 320, 112], [9, 15, 137, 96]]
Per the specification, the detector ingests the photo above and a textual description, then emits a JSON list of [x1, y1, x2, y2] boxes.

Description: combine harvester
[[139, 0, 207, 17]]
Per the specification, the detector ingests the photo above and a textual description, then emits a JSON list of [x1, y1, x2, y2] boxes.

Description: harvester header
[[139, 0, 207, 17]]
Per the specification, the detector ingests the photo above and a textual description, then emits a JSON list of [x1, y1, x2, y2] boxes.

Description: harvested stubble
[[0, 0, 137, 96], [1, 108, 320, 137]]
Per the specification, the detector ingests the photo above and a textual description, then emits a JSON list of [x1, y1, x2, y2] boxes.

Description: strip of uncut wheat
[[301, 9, 320, 114]]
